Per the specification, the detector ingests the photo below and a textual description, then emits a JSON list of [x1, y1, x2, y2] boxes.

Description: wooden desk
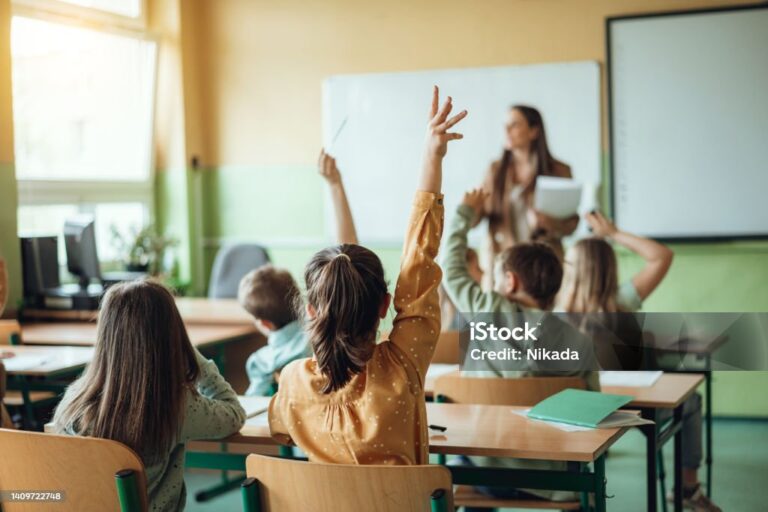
[[1, 345, 94, 377], [186, 399, 629, 511], [231, 402, 627, 463], [174, 298, 253, 325], [602, 373, 703, 409], [22, 297, 254, 325], [605, 373, 704, 512], [20, 322, 258, 350]]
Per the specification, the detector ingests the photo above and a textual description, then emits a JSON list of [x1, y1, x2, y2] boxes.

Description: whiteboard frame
[[606, 3, 768, 242]]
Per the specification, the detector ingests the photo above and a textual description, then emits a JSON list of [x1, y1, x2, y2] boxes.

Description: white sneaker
[[666, 484, 722, 512]]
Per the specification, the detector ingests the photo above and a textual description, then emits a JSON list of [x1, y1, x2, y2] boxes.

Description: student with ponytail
[[268, 86, 467, 464]]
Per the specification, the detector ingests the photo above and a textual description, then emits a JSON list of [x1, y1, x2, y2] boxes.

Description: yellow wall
[[195, 0, 757, 167], [0, 0, 21, 311]]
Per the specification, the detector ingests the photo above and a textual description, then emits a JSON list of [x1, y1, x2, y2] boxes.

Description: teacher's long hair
[[488, 105, 557, 244]]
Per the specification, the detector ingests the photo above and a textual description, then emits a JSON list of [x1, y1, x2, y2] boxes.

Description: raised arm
[[181, 349, 246, 442], [587, 211, 674, 301], [442, 188, 506, 313], [390, 87, 467, 375], [318, 150, 358, 245]]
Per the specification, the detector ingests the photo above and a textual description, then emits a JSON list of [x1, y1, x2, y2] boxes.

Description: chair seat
[[4, 390, 58, 406], [453, 485, 581, 510]]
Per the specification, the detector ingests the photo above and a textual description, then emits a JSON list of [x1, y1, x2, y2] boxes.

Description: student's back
[[53, 280, 245, 511], [269, 87, 468, 465]]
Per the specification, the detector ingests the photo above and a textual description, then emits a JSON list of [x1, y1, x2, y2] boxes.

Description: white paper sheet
[[533, 176, 583, 218], [1, 355, 49, 372], [599, 371, 663, 387]]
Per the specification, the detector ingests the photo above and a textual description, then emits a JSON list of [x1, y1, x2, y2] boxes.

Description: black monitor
[[64, 216, 102, 291]]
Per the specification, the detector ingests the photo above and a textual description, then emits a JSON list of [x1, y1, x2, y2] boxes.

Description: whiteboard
[[322, 62, 601, 245], [609, 6, 768, 239]]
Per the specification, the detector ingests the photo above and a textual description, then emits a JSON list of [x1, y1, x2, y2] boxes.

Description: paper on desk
[[512, 408, 594, 432], [2, 355, 49, 372], [246, 411, 270, 427], [238, 396, 272, 418], [600, 371, 663, 387], [533, 176, 582, 218]]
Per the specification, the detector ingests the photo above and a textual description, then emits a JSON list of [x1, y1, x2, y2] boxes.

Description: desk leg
[[705, 360, 713, 498], [674, 405, 684, 512], [594, 454, 606, 512], [642, 409, 658, 512]]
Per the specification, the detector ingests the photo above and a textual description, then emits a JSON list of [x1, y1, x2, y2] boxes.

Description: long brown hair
[[304, 244, 388, 394], [558, 238, 620, 313], [489, 106, 557, 244], [54, 280, 199, 462]]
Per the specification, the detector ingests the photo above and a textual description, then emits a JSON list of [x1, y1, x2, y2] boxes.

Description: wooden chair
[[0, 320, 58, 427], [0, 429, 148, 511], [431, 330, 460, 364], [241, 454, 453, 512], [0, 319, 23, 345], [434, 375, 587, 511]]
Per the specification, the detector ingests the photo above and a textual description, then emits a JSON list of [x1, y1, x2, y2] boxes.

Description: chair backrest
[[431, 330, 459, 364], [0, 362, 13, 428], [0, 429, 148, 511], [243, 454, 453, 512], [0, 319, 21, 345], [434, 374, 586, 406], [208, 244, 270, 299]]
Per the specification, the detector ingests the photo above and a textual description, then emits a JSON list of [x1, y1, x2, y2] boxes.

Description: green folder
[[528, 389, 634, 428]]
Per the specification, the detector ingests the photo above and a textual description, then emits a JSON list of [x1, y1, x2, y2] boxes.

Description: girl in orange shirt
[[269, 87, 467, 464]]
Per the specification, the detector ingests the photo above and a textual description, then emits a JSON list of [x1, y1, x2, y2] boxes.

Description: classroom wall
[[183, 0, 767, 416], [0, 0, 21, 312]]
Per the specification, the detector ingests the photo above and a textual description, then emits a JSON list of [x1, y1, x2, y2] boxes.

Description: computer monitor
[[20, 236, 61, 304], [64, 215, 102, 291]]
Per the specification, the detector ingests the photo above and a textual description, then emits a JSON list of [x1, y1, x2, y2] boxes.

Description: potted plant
[[110, 224, 178, 277]]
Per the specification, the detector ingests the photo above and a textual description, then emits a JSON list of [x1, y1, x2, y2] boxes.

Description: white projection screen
[[608, 5, 768, 240]]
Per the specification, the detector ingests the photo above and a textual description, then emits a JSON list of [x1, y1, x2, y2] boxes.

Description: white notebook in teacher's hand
[[534, 176, 582, 218]]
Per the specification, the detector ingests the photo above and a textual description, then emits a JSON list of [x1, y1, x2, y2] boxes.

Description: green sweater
[[441, 204, 597, 501], [54, 349, 246, 511]]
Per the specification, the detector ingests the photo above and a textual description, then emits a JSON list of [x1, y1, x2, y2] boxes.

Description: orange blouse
[[269, 191, 444, 465]]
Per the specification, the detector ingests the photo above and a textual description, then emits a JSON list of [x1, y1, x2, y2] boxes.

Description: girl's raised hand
[[586, 210, 618, 238], [317, 149, 341, 185], [425, 86, 468, 159], [462, 188, 490, 215]]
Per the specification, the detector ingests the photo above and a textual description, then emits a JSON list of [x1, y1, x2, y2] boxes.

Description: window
[[11, 1, 157, 271], [12, 17, 156, 182]]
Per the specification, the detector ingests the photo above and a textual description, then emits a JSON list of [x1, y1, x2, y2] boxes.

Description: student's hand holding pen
[[585, 210, 618, 238], [317, 149, 342, 185]]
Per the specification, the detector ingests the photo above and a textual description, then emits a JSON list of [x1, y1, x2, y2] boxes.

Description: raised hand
[[461, 188, 490, 215], [425, 85, 468, 159], [317, 149, 341, 185], [585, 210, 618, 238]]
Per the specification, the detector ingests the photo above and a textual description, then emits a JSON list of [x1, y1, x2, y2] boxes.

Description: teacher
[[479, 105, 578, 286]]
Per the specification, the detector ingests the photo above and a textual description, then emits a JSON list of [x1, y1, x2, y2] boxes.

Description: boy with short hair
[[239, 265, 310, 396]]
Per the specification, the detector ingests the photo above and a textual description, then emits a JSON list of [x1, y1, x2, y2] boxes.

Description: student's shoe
[[666, 484, 722, 512]]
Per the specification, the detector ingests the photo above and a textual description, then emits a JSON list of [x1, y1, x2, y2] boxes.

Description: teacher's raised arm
[[478, 105, 577, 289]]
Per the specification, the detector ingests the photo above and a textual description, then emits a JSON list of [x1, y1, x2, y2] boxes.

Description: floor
[[185, 418, 768, 511]]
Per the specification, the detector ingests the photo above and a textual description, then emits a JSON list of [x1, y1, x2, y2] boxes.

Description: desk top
[[1, 345, 94, 376], [229, 399, 629, 463], [20, 322, 258, 349], [602, 373, 704, 408], [174, 298, 253, 325], [23, 298, 253, 326]]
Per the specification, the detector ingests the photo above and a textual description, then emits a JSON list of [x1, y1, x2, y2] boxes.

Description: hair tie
[[335, 252, 352, 262]]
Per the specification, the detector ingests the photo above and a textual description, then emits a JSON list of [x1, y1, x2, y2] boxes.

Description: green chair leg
[[115, 469, 142, 512], [10, 332, 21, 345], [241, 477, 261, 512], [278, 445, 294, 457], [658, 449, 668, 512], [430, 488, 449, 512]]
